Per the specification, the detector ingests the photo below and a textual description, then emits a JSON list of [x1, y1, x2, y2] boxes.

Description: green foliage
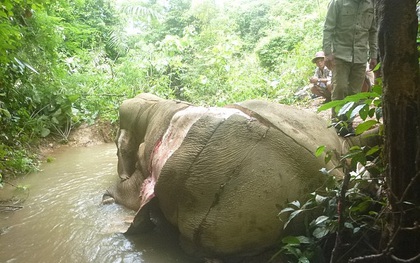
[[275, 81, 385, 262], [277, 169, 386, 262], [0, 0, 344, 186], [0, 145, 39, 178], [1, 2, 417, 261], [0, 0, 328, 179], [319, 81, 383, 137], [234, 2, 271, 50], [256, 32, 304, 70], [108, 0, 330, 107], [275, 236, 319, 263], [0, 0, 46, 64], [0, 0, 119, 179]]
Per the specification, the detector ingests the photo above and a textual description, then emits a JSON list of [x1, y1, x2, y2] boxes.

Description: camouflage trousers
[[331, 58, 366, 101]]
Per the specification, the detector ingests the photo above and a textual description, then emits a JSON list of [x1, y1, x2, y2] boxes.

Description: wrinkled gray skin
[[104, 93, 369, 259]]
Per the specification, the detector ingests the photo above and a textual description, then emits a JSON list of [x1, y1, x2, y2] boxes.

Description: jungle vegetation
[[1, 0, 419, 262], [0, 0, 329, 179]]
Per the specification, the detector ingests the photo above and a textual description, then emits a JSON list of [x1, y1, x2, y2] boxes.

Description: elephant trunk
[[103, 170, 144, 211]]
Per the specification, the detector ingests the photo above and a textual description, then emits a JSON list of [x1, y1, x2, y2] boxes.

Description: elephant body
[[104, 93, 345, 258]]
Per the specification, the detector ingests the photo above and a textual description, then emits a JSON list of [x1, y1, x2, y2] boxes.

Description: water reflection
[[0, 144, 196, 263]]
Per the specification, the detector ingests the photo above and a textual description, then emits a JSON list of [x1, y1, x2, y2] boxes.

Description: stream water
[[0, 143, 197, 263]]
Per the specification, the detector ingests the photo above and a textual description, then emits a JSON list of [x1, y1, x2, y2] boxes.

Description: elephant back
[[155, 102, 344, 257]]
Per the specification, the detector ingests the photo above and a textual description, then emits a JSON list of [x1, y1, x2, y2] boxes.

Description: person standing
[[323, 0, 378, 135]]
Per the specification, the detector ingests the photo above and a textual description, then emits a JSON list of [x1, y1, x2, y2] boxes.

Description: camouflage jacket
[[323, 0, 378, 63]]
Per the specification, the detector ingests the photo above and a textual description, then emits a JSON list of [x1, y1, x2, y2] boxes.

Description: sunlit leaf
[[290, 200, 301, 208], [366, 145, 380, 156], [279, 207, 296, 215], [315, 195, 327, 205], [312, 226, 329, 239], [355, 120, 378, 135], [358, 104, 370, 120], [350, 104, 365, 119], [344, 222, 354, 229], [338, 101, 354, 116], [314, 215, 329, 226], [317, 100, 343, 112], [315, 145, 325, 157], [23, 62, 39, 74], [282, 236, 301, 245], [298, 257, 310, 263]]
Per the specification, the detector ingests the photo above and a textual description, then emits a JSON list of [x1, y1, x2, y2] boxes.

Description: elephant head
[[104, 93, 350, 259]]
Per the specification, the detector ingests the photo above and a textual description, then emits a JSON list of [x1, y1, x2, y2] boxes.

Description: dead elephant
[[103, 93, 350, 259]]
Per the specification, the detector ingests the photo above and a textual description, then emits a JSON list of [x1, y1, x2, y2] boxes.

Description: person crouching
[[309, 51, 332, 103]]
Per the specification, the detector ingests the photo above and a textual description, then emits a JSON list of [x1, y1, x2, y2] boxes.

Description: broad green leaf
[[353, 155, 367, 167], [312, 227, 329, 239], [296, 236, 311, 244], [290, 200, 301, 208], [338, 101, 354, 116], [350, 199, 371, 213], [350, 104, 365, 119], [40, 128, 51, 137], [315, 194, 327, 204], [344, 92, 377, 102], [298, 257, 310, 263], [368, 107, 376, 118], [23, 62, 39, 74], [366, 145, 380, 156], [279, 207, 296, 215], [282, 235, 301, 245], [315, 145, 325, 157], [314, 215, 329, 226], [283, 210, 304, 229], [67, 94, 80, 103], [372, 83, 382, 94], [344, 222, 354, 229], [0, 108, 11, 118], [317, 100, 343, 112], [359, 104, 370, 120], [355, 120, 378, 135]]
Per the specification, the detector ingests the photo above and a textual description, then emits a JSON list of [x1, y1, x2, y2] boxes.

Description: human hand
[[310, 77, 318, 83]]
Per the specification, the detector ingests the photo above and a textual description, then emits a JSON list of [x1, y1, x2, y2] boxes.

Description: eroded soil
[[38, 120, 116, 159]]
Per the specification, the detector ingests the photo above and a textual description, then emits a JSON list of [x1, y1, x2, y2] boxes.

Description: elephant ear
[[140, 100, 191, 171], [119, 93, 163, 125]]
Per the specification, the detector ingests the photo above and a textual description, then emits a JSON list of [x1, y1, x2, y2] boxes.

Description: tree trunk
[[378, 0, 420, 261]]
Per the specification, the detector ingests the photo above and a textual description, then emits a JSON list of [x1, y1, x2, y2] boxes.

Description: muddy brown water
[[0, 143, 197, 263]]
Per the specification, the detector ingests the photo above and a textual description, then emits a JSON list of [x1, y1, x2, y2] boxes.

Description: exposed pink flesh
[[138, 106, 251, 209]]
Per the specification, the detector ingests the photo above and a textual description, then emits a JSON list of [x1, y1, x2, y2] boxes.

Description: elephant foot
[[102, 193, 115, 205]]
